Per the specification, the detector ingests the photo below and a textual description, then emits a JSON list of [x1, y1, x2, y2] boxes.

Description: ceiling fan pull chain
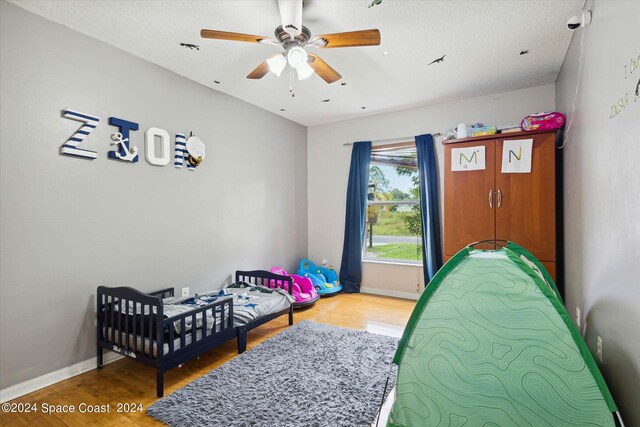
[[289, 66, 295, 97]]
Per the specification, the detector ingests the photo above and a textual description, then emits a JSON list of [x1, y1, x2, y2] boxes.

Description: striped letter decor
[[59, 108, 205, 171], [174, 133, 195, 171], [60, 109, 100, 159]]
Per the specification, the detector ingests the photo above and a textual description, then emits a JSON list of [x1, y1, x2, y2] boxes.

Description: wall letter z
[[60, 109, 100, 159]]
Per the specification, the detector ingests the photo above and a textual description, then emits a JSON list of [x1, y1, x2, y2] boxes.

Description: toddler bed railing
[[235, 270, 294, 352], [97, 285, 235, 397], [97, 270, 294, 397]]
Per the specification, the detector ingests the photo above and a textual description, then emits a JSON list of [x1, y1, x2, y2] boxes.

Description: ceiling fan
[[200, 0, 381, 85]]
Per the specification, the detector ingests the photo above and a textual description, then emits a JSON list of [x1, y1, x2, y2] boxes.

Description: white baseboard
[[361, 287, 420, 301], [1, 289, 414, 403], [0, 352, 123, 403]]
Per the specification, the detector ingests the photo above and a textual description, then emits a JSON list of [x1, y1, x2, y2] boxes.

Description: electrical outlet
[[597, 336, 603, 363], [321, 259, 328, 266], [181, 287, 190, 297], [575, 307, 581, 328]]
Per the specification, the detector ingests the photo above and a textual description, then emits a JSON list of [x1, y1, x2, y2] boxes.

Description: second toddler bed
[[97, 270, 294, 396]]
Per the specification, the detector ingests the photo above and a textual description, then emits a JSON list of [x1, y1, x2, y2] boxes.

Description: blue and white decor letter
[[174, 133, 195, 171], [145, 127, 171, 166], [108, 117, 139, 163], [60, 109, 100, 159]]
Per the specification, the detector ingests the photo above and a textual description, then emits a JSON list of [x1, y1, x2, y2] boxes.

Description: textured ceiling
[[9, 0, 584, 126]]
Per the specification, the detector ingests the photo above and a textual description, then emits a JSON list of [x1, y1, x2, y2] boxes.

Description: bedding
[[226, 282, 295, 326], [107, 302, 165, 339], [163, 291, 231, 334], [108, 292, 229, 337], [162, 283, 294, 328], [109, 282, 294, 335]]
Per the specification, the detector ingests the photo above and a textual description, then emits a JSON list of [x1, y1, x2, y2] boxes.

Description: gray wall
[[308, 85, 555, 297], [0, 1, 307, 389], [555, 1, 640, 424]]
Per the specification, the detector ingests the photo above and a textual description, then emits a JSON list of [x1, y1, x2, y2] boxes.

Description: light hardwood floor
[[1, 293, 415, 426]]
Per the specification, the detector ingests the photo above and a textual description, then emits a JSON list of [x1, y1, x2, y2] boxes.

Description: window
[[364, 144, 422, 264]]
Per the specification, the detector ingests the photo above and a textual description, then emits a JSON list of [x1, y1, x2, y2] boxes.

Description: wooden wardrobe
[[443, 129, 562, 289]]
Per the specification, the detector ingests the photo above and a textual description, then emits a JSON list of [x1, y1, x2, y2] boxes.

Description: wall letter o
[[145, 127, 171, 166]]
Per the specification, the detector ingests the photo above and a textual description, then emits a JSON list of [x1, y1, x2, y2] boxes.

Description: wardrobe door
[[541, 261, 557, 283], [444, 140, 495, 256], [495, 133, 556, 262]]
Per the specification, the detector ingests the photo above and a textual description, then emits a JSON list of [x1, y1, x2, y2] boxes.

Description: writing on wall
[[610, 53, 639, 119]]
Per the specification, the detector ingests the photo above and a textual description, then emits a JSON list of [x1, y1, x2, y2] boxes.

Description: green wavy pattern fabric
[[388, 254, 614, 427]]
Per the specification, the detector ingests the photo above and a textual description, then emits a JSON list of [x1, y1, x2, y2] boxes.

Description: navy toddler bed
[[97, 270, 293, 397]]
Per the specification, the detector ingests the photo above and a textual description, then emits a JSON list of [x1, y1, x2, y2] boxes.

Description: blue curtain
[[415, 134, 443, 281], [339, 141, 372, 293]]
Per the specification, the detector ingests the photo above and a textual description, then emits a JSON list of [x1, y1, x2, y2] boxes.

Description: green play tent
[[387, 242, 622, 427]]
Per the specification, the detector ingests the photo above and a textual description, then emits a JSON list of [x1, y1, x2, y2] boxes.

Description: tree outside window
[[364, 147, 422, 263]]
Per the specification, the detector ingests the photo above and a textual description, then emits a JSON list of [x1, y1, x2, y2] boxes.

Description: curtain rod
[[342, 132, 443, 146]]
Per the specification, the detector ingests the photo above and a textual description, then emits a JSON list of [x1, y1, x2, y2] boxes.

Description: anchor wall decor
[[59, 108, 205, 171], [108, 117, 139, 163]]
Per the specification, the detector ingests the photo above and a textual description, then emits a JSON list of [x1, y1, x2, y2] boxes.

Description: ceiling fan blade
[[247, 60, 270, 79], [311, 29, 380, 48], [201, 29, 272, 44], [308, 54, 341, 83]]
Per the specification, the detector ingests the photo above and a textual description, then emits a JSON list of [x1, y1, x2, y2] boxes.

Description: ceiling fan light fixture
[[267, 53, 287, 77], [287, 45, 308, 69], [296, 61, 314, 80]]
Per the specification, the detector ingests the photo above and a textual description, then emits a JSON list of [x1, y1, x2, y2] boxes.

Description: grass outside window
[[364, 147, 422, 264]]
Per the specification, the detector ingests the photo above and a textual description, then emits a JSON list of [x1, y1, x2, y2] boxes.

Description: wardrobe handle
[[489, 189, 493, 208], [497, 189, 502, 208]]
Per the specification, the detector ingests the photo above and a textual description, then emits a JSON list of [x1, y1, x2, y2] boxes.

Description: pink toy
[[521, 112, 565, 131], [270, 267, 320, 307]]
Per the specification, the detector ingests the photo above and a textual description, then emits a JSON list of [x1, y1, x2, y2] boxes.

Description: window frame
[[363, 142, 422, 265]]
